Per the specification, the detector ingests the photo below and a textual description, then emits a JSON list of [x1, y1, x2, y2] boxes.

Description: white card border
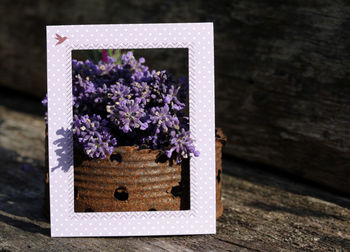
[[47, 23, 215, 237]]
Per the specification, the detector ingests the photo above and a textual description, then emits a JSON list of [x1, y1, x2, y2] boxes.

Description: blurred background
[[72, 48, 189, 79], [0, 0, 349, 195]]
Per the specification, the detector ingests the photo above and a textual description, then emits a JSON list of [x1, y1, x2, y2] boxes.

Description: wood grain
[[0, 94, 349, 251], [213, 1, 350, 194]]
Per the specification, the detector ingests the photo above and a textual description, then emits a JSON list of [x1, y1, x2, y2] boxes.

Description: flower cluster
[[166, 129, 200, 163], [73, 114, 117, 159], [43, 51, 199, 162]]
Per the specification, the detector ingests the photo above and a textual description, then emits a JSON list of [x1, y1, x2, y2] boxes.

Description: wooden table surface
[[0, 93, 349, 252]]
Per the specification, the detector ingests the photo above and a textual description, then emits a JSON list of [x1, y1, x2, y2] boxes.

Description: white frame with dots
[[46, 23, 215, 237]]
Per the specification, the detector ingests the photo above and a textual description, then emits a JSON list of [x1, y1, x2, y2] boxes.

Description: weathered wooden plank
[[211, 1, 350, 194], [0, 95, 349, 251]]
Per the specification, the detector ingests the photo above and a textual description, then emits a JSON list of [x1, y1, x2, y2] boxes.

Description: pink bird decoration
[[55, 34, 67, 45]]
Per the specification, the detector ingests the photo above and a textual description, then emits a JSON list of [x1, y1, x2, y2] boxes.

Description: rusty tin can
[[74, 146, 190, 212], [44, 128, 226, 217]]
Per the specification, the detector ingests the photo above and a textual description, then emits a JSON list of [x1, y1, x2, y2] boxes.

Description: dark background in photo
[[72, 48, 191, 213], [72, 48, 188, 81]]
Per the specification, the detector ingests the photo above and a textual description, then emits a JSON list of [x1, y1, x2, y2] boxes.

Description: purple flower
[[121, 51, 150, 81], [42, 95, 48, 123], [150, 105, 179, 133], [73, 114, 117, 159], [42, 94, 48, 106], [166, 129, 200, 163], [108, 99, 148, 133], [93, 83, 109, 104], [132, 81, 151, 105], [72, 74, 97, 110], [163, 85, 185, 111], [98, 56, 116, 75], [108, 82, 131, 105], [72, 59, 101, 78], [42, 50, 199, 162]]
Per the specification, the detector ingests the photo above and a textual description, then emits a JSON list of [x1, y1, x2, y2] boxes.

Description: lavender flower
[[163, 85, 185, 111], [98, 56, 116, 75], [132, 81, 151, 105], [166, 129, 200, 163], [73, 114, 117, 159], [72, 59, 101, 78], [150, 105, 180, 133], [108, 82, 131, 105], [43, 50, 199, 163], [107, 99, 148, 133], [42, 95, 48, 123], [149, 70, 168, 103], [121, 51, 150, 81], [93, 83, 109, 104], [42, 94, 48, 106]]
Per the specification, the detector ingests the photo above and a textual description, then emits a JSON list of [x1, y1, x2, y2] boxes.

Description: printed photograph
[[64, 48, 197, 212]]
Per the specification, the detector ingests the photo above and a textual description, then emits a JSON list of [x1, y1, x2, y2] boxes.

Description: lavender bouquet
[[43, 50, 199, 163]]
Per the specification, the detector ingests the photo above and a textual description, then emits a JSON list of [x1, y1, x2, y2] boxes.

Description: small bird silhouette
[[55, 33, 67, 45]]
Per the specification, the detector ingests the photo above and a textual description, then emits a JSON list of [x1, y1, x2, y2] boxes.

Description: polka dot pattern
[[47, 23, 215, 237]]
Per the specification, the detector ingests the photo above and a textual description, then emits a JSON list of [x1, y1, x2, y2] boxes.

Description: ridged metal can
[[74, 146, 190, 212], [44, 128, 226, 217]]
